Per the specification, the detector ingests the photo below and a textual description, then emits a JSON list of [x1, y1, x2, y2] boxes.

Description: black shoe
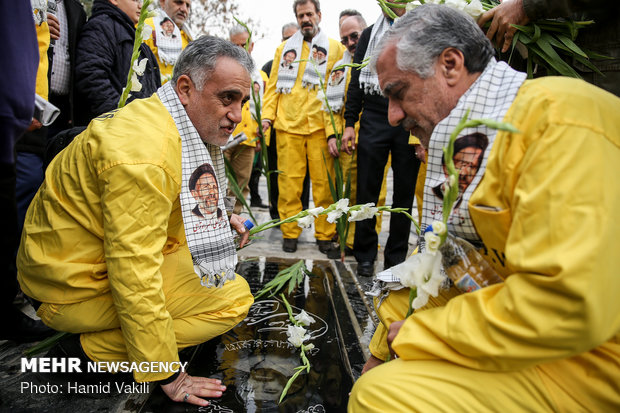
[[1, 307, 56, 343], [250, 200, 269, 208], [317, 240, 341, 259], [357, 261, 375, 277], [282, 238, 298, 252]]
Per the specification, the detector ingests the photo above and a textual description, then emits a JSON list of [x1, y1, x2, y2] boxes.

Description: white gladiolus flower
[[142, 25, 152, 41], [431, 221, 447, 235], [286, 325, 309, 347], [304, 343, 315, 351], [463, 0, 485, 19], [133, 58, 148, 76], [297, 215, 314, 229], [327, 198, 350, 223], [444, 0, 465, 11], [424, 231, 441, 254], [316, 89, 327, 110], [130, 72, 143, 92], [390, 251, 445, 310], [294, 310, 315, 326], [307, 206, 325, 217], [348, 203, 378, 222]]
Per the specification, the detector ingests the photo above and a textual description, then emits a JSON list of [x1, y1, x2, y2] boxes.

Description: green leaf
[[555, 33, 588, 58]]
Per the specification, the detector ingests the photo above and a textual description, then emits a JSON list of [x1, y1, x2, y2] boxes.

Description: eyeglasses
[[196, 183, 218, 192], [341, 31, 360, 45]]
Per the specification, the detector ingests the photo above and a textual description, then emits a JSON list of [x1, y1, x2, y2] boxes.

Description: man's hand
[[161, 372, 226, 407], [361, 355, 384, 375], [478, 0, 529, 53], [27, 118, 42, 132], [387, 319, 405, 359], [47, 13, 60, 40], [261, 120, 272, 134], [327, 136, 339, 158], [340, 126, 356, 155], [230, 213, 250, 247]]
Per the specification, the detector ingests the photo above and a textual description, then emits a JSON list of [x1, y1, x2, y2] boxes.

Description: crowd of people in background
[[2, 0, 618, 410]]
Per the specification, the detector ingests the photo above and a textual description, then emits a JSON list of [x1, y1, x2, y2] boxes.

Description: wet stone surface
[[143, 259, 364, 412]]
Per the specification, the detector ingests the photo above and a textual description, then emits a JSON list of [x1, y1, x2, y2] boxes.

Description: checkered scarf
[[276, 29, 329, 93], [373, 59, 525, 292], [325, 50, 351, 113], [153, 10, 183, 66], [158, 82, 237, 288], [359, 15, 390, 95]]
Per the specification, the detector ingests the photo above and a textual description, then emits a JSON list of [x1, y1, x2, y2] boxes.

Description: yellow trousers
[[37, 246, 253, 382], [276, 129, 336, 240], [351, 287, 602, 412]]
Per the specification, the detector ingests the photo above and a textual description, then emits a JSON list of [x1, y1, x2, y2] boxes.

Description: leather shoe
[[282, 238, 298, 252], [250, 201, 269, 208], [316, 240, 341, 259], [357, 261, 375, 277]]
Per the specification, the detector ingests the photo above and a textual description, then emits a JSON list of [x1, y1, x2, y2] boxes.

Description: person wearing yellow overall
[[18, 37, 255, 408], [348, 5, 620, 412], [262, 0, 345, 256], [144, 0, 192, 83]]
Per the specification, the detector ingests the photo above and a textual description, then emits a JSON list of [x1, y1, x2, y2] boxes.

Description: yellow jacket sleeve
[[99, 162, 180, 380], [391, 78, 620, 372], [35, 19, 50, 101]]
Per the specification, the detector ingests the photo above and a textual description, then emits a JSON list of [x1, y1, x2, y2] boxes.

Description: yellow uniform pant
[[224, 143, 256, 214], [37, 246, 253, 380], [276, 129, 336, 240], [341, 152, 390, 249], [352, 288, 608, 412]]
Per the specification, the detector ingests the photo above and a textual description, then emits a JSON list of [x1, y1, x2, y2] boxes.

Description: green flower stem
[[118, 0, 153, 108]]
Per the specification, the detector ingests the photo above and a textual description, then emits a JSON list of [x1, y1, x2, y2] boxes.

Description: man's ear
[[176, 75, 193, 105], [438, 47, 466, 86]]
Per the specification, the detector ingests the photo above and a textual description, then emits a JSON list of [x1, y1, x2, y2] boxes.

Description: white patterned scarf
[[158, 82, 237, 288], [374, 59, 525, 289], [154, 10, 183, 66], [325, 50, 351, 113], [359, 15, 390, 95], [275, 29, 329, 93]]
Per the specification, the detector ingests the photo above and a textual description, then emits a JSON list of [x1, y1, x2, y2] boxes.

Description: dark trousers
[[267, 129, 310, 219], [353, 109, 420, 268], [0, 161, 19, 307]]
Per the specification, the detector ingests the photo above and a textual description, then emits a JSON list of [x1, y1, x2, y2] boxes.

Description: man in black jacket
[[74, 0, 160, 126], [341, 3, 420, 277]]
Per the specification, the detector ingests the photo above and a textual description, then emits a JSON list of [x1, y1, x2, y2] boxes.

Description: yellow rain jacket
[[18, 94, 187, 380], [262, 38, 345, 137], [364, 77, 620, 411]]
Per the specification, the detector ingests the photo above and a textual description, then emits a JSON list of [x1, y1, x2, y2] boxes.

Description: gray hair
[[339, 9, 361, 19], [343, 14, 367, 29], [293, 0, 320, 15], [281, 22, 299, 37], [172, 35, 254, 90], [372, 4, 494, 78], [229, 24, 248, 39]]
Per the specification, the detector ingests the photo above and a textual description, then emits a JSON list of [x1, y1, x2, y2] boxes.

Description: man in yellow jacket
[[18, 36, 254, 408], [349, 5, 620, 412], [144, 0, 192, 83], [262, 0, 345, 257]]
